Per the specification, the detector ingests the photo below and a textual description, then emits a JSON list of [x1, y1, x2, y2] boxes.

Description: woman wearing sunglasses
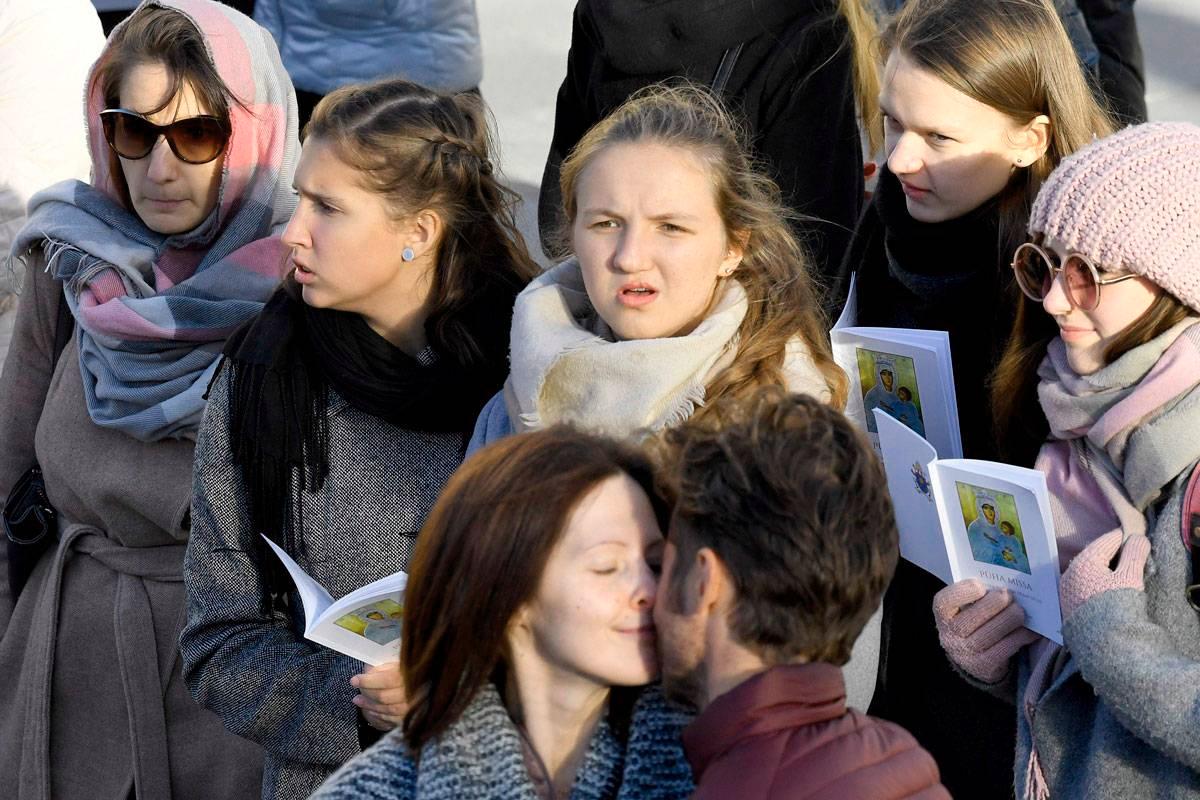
[[179, 77, 537, 800], [935, 121, 1200, 800], [0, 1, 297, 797], [831, 1, 1116, 795]]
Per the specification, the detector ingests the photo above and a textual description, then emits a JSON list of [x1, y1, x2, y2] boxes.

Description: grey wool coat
[[1011, 471, 1200, 799], [180, 364, 464, 800], [0, 257, 264, 800]]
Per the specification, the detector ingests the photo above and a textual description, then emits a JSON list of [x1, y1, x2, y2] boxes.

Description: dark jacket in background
[[539, 0, 864, 292], [882, 0, 1146, 125], [836, 167, 1018, 799], [1075, 0, 1146, 125], [684, 663, 949, 800]]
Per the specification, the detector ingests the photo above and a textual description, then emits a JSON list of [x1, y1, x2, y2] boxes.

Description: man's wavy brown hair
[[657, 387, 897, 665]]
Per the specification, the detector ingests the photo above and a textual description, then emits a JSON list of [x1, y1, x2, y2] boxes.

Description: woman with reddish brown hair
[[312, 428, 694, 800]]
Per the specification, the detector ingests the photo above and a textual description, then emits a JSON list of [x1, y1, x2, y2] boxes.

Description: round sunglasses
[[100, 108, 230, 165], [1011, 242, 1139, 312]]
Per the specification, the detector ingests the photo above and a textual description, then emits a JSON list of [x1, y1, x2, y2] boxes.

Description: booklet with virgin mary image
[[832, 274, 962, 459], [261, 535, 407, 664], [874, 411, 1063, 643]]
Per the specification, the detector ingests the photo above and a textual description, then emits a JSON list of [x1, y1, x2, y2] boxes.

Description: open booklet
[[261, 536, 407, 665], [874, 411, 1063, 643], [832, 273, 962, 459]]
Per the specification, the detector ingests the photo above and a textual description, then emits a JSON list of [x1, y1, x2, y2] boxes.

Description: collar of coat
[[408, 683, 694, 800]]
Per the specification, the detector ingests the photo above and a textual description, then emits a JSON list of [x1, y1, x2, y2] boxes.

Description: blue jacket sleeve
[[179, 367, 363, 767], [465, 390, 514, 457]]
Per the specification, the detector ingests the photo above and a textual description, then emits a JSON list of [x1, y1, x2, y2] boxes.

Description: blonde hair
[[558, 83, 849, 414], [838, 0, 883, 153], [883, 0, 1115, 265]]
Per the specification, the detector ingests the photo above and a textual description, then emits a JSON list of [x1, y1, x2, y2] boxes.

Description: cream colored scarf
[[503, 259, 830, 439]]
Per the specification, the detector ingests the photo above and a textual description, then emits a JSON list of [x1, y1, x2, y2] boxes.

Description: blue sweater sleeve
[[179, 368, 363, 767], [465, 390, 514, 456]]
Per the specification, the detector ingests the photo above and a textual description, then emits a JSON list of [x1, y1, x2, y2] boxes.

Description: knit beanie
[[1028, 121, 1200, 312]]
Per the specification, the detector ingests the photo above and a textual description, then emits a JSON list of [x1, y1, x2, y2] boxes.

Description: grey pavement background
[[477, 0, 1200, 710]]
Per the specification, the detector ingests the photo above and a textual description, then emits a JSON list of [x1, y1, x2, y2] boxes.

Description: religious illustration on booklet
[[262, 536, 407, 664], [832, 274, 961, 458], [874, 411, 1063, 643]]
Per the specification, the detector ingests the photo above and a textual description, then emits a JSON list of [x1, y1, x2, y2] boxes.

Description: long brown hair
[[305, 79, 540, 369], [401, 427, 667, 750], [557, 83, 849, 412], [882, 0, 1115, 268]]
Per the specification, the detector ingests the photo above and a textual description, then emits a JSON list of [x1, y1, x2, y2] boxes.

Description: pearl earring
[[401, 247, 415, 262]]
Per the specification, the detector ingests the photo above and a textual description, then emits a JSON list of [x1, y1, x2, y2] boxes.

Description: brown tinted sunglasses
[[100, 108, 230, 165]]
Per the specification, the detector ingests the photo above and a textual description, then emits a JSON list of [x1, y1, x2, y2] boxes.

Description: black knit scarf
[[872, 166, 1003, 321], [860, 167, 1015, 460], [219, 277, 512, 597]]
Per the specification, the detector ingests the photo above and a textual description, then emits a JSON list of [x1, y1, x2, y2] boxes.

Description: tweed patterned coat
[[180, 367, 464, 800], [311, 683, 695, 800]]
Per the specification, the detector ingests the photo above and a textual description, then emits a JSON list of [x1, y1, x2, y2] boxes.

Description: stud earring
[[401, 247, 415, 262], [1015, 157, 1024, 167]]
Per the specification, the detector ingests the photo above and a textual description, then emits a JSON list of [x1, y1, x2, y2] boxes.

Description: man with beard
[[653, 389, 947, 799]]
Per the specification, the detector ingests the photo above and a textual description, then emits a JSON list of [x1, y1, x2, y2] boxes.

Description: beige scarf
[[504, 259, 830, 439]]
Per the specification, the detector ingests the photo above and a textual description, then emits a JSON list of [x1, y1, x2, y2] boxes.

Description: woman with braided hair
[[179, 77, 538, 800]]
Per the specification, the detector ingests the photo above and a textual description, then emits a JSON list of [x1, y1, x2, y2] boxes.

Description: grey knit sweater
[[311, 683, 695, 800], [1012, 469, 1200, 799], [180, 368, 464, 800]]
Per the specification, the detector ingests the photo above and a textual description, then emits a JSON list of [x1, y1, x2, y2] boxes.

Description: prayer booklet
[[874, 411, 1063, 643], [832, 274, 962, 458], [261, 535, 406, 664]]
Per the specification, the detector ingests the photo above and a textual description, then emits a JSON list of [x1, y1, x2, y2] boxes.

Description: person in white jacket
[[1, 0, 105, 366]]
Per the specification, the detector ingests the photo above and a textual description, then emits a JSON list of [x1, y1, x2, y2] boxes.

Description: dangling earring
[[401, 247, 415, 262]]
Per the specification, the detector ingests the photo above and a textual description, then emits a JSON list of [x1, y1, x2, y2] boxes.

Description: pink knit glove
[[933, 579, 1040, 684], [1059, 531, 1151, 621]]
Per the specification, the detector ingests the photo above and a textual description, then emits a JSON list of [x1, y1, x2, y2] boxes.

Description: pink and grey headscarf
[[10, 0, 298, 441]]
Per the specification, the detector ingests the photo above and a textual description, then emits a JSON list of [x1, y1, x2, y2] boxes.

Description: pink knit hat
[[1028, 122, 1200, 312]]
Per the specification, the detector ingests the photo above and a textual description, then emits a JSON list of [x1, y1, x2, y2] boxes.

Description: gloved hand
[[1059, 531, 1150, 621], [933, 578, 1040, 684]]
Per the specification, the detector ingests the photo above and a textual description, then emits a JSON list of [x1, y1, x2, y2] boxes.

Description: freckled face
[[513, 473, 665, 688], [116, 61, 224, 234], [571, 142, 743, 340]]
